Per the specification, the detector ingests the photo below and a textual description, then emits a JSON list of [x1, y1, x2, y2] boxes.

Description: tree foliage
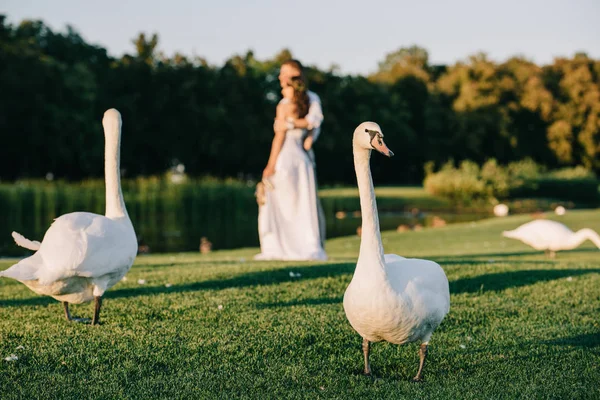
[[1, 17, 599, 184]]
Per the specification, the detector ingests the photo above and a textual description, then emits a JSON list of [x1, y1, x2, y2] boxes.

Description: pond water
[[0, 183, 490, 256]]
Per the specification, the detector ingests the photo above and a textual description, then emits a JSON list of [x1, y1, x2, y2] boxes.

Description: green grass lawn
[[320, 185, 445, 201], [1, 209, 599, 399]]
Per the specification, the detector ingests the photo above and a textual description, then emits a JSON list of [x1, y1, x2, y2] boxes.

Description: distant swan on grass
[[343, 122, 450, 382], [0, 109, 137, 325], [493, 204, 509, 217], [502, 219, 600, 257]]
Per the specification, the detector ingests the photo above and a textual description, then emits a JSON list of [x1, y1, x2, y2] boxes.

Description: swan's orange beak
[[372, 137, 394, 157]]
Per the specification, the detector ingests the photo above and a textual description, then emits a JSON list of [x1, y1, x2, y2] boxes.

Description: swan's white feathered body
[[342, 122, 450, 380], [344, 254, 450, 344], [1, 212, 136, 303], [503, 219, 600, 252], [0, 109, 137, 321]]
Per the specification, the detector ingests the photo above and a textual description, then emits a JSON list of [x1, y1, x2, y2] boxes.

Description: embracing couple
[[254, 59, 328, 261]]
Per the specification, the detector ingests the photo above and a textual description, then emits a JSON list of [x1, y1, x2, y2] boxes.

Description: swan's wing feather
[[384, 254, 406, 263], [72, 216, 137, 277], [0, 253, 44, 281], [36, 213, 95, 281], [385, 256, 450, 313], [36, 212, 135, 283]]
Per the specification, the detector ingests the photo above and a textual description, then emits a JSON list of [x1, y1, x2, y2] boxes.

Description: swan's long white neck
[[573, 229, 600, 249], [353, 144, 386, 273], [104, 127, 128, 220]]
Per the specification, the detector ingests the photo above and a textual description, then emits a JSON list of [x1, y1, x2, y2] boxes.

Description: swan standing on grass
[[343, 122, 450, 382], [503, 219, 600, 257], [0, 109, 137, 325]]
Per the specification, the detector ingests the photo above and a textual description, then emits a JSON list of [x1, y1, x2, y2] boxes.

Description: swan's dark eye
[[366, 128, 382, 149]]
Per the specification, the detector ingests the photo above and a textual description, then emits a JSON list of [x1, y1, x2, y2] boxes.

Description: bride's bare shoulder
[[277, 101, 294, 117]]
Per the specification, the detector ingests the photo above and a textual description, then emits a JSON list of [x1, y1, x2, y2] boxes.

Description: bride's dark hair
[[289, 76, 309, 118]]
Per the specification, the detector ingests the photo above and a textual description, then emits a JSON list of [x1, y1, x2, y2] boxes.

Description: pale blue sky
[[2, 0, 599, 74]]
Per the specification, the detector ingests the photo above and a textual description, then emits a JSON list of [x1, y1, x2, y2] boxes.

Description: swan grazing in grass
[[0, 109, 137, 325], [343, 122, 450, 382], [503, 219, 600, 257]]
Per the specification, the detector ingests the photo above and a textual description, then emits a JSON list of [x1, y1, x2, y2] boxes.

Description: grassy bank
[[0, 209, 598, 399]]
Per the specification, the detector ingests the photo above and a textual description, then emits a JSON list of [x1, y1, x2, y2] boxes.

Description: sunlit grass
[[0, 209, 599, 399], [320, 185, 450, 210]]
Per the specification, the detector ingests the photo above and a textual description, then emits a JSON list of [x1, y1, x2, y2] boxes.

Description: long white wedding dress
[[254, 126, 328, 261]]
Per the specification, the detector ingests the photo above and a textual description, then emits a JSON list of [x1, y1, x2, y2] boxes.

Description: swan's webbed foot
[[411, 343, 428, 383], [92, 296, 102, 325], [63, 302, 91, 323], [362, 338, 372, 376]]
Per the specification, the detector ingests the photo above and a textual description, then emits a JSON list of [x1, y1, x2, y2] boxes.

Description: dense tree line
[[1, 16, 598, 184]]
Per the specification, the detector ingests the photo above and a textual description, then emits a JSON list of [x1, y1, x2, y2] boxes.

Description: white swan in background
[[343, 122, 450, 382], [503, 219, 600, 257], [1, 109, 137, 325], [493, 203, 509, 217], [554, 206, 566, 216]]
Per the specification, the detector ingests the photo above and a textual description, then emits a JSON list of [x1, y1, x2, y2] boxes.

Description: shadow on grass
[[258, 268, 600, 308], [134, 259, 244, 269], [450, 268, 600, 294], [0, 263, 354, 307], [438, 259, 557, 266], [0, 295, 53, 308], [542, 333, 600, 349], [256, 296, 343, 309], [3, 264, 599, 308], [427, 247, 600, 262]]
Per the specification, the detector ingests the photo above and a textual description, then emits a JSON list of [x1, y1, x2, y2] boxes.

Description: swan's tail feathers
[[0, 258, 40, 282], [12, 231, 41, 251]]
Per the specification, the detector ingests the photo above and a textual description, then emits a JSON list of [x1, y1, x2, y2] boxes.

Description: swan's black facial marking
[[365, 128, 384, 148]]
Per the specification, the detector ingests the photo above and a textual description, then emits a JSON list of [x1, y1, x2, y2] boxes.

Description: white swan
[[0, 109, 137, 325], [554, 206, 566, 216], [343, 122, 450, 382], [493, 203, 509, 217], [503, 219, 600, 257]]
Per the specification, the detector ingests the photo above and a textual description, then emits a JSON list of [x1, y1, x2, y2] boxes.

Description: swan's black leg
[[412, 343, 428, 382], [63, 302, 71, 321], [362, 338, 372, 375], [92, 296, 102, 325]]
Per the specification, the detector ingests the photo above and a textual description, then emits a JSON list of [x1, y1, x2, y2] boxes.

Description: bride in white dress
[[254, 77, 328, 261]]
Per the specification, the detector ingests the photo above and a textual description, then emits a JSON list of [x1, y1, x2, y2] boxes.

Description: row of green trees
[[1, 16, 599, 184]]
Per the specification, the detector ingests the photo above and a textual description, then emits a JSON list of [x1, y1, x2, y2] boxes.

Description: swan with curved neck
[[1, 109, 137, 325], [343, 122, 450, 382], [503, 219, 600, 257]]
